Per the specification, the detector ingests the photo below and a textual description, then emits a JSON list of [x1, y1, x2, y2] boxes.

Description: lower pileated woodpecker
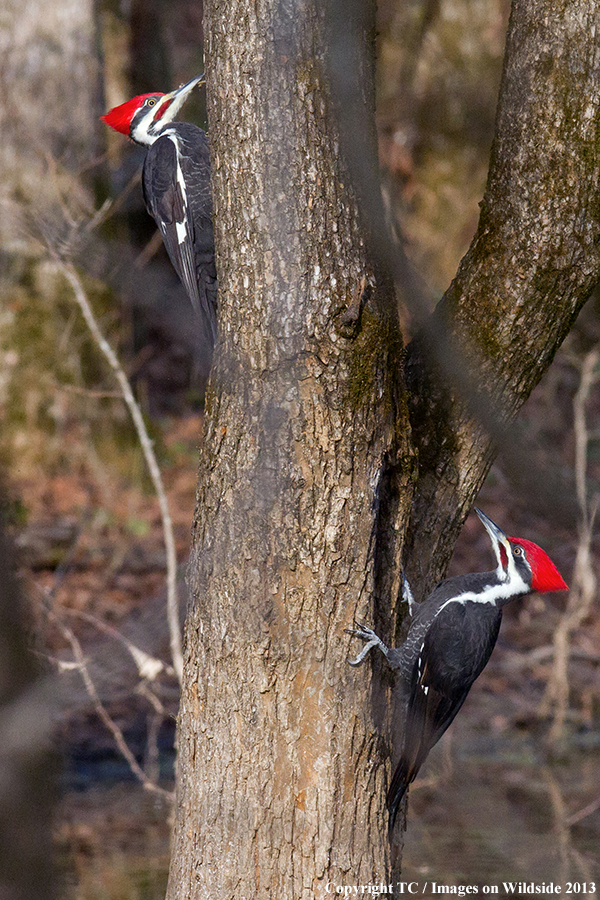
[[101, 75, 217, 343], [347, 508, 567, 837]]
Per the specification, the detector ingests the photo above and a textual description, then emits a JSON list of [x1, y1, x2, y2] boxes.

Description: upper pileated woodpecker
[[347, 508, 568, 837], [101, 75, 217, 343]]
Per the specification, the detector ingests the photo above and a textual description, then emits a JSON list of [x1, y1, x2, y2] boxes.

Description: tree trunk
[[403, 0, 600, 599], [167, 0, 600, 895], [168, 3, 413, 894]]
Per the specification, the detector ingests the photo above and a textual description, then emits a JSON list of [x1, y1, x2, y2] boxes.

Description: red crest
[[508, 537, 568, 592], [100, 93, 165, 136]]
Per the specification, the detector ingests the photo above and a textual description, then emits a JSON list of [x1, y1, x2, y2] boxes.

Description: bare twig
[[84, 197, 113, 234], [543, 768, 570, 883], [542, 768, 595, 882], [67, 608, 176, 681], [540, 348, 599, 742], [566, 793, 600, 827], [52, 380, 123, 399], [144, 709, 164, 786], [45, 603, 173, 802], [135, 229, 166, 268], [504, 644, 600, 671], [574, 350, 600, 518], [81, 170, 142, 232], [57, 262, 183, 683], [137, 680, 169, 716]]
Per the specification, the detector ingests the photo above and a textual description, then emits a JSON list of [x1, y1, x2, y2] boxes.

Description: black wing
[[142, 130, 217, 342], [387, 600, 502, 833]]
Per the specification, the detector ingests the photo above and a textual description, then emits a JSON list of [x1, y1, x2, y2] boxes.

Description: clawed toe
[[345, 621, 376, 640], [346, 622, 385, 666]]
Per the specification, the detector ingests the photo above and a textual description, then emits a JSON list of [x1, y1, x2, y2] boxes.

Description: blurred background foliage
[[1, 0, 599, 895]]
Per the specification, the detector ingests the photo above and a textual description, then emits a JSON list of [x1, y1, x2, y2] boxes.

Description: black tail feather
[[387, 761, 410, 836], [387, 681, 471, 838]]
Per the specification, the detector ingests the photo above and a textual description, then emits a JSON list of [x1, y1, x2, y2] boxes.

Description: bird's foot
[[345, 622, 390, 666]]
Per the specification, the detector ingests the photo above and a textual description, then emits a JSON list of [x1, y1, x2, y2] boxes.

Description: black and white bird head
[[475, 507, 567, 596], [101, 74, 205, 147]]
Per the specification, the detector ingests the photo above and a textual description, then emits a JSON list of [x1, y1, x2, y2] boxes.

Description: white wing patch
[[164, 129, 190, 246], [402, 576, 417, 616]]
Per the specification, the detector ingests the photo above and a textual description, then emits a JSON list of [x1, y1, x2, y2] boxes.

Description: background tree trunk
[[0, 0, 102, 254], [167, 0, 600, 895], [0, 502, 57, 900]]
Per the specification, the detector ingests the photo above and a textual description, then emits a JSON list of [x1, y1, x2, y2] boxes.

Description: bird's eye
[[147, 98, 156, 107], [513, 546, 523, 556]]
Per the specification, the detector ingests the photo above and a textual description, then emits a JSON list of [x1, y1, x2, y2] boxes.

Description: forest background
[[1, 0, 600, 896]]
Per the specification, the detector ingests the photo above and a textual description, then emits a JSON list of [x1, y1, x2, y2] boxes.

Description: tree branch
[[57, 262, 184, 684], [403, 0, 600, 598], [44, 602, 174, 801]]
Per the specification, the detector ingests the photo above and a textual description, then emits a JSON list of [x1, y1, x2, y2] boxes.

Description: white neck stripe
[[433, 571, 530, 619]]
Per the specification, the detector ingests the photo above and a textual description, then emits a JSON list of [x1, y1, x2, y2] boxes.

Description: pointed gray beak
[[155, 73, 205, 123], [475, 507, 510, 572], [175, 73, 205, 95]]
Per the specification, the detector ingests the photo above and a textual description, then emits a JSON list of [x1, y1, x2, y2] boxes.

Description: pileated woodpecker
[[101, 74, 217, 343], [347, 508, 567, 836]]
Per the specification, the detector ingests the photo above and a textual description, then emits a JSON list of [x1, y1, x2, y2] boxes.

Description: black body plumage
[[385, 572, 505, 831], [347, 508, 567, 839], [142, 123, 217, 343], [101, 76, 217, 344]]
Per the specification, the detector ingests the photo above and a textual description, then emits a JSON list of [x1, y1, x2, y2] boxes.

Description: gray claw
[[346, 622, 390, 666]]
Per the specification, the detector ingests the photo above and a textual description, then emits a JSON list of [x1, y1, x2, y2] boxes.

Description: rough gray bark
[[168, 2, 411, 894], [167, 0, 600, 895]]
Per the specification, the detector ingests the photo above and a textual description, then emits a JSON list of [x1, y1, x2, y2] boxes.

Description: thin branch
[[540, 347, 599, 742], [45, 603, 173, 802], [504, 644, 600, 671], [52, 380, 123, 399], [541, 767, 595, 884], [135, 229, 166, 268], [566, 793, 600, 827], [144, 709, 164, 786], [574, 350, 600, 520], [81, 170, 142, 233], [67, 608, 176, 681], [542, 767, 571, 884], [57, 262, 183, 683], [136, 680, 169, 716], [84, 197, 113, 234]]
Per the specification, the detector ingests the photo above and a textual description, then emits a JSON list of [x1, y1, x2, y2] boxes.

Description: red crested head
[[101, 75, 203, 146], [507, 536, 568, 593], [100, 93, 166, 136]]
